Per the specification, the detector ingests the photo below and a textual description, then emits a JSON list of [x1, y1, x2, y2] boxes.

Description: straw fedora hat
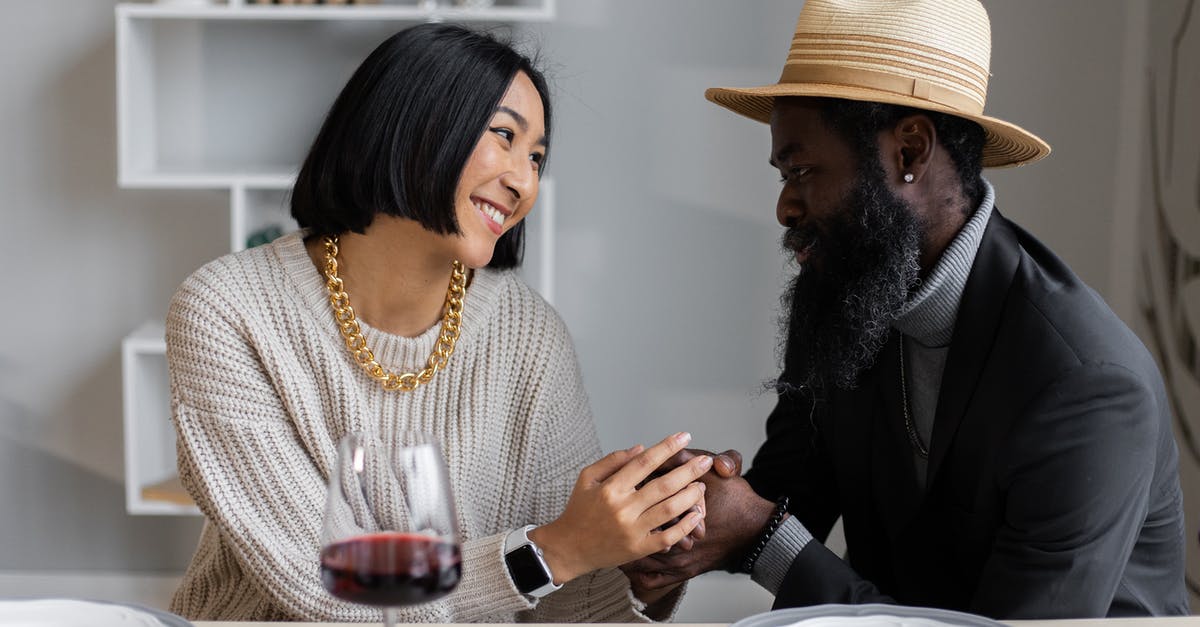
[[705, 0, 1050, 168]]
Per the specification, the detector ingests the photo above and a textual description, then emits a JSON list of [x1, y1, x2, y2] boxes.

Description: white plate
[[731, 604, 1005, 627], [0, 599, 192, 627]]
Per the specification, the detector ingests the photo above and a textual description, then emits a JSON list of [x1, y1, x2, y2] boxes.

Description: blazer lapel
[[857, 332, 923, 542], [927, 211, 1021, 483]]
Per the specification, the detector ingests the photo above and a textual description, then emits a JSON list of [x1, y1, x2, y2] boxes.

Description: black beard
[[777, 161, 923, 392]]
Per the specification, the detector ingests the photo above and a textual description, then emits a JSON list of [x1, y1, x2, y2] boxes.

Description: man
[[623, 0, 1189, 618]]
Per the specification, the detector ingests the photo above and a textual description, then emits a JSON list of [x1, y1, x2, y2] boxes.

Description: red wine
[[321, 532, 462, 606]]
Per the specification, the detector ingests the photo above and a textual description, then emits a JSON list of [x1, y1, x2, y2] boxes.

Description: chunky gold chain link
[[322, 235, 467, 392]]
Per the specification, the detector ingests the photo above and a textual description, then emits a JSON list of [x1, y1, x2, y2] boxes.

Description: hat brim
[[705, 83, 1050, 169]]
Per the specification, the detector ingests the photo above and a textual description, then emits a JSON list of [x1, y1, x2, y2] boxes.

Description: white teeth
[[474, 201, 505, 227]]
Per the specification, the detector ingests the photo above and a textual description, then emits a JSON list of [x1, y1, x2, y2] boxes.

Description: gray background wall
[[0, 0, 1193, 619]]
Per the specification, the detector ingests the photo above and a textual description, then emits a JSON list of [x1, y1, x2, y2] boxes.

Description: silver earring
[[903, 173, 915, 183]]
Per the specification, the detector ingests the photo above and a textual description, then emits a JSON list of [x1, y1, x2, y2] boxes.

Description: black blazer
[[746, 211, 1188, 618]]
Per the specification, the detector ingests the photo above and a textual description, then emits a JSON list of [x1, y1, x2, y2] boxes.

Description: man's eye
[[491, 127, 514, 142], [780, 167, 810, 183]]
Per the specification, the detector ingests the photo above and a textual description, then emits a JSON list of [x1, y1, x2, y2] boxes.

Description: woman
[[165, 23, 709, 622]]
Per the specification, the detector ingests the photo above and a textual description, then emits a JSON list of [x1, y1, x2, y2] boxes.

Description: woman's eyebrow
[[496, 106, 528, 130]]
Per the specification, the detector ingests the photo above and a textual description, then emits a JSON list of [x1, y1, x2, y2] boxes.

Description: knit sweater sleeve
[[167, 266, 536, 622], [514, 308, 686, 623], [166, 267, 373, 621]]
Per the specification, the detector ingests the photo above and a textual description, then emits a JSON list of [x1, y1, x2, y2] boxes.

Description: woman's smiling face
[[449, 71, 547, 269]]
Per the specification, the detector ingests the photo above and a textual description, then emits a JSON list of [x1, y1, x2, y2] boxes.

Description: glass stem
[[383, 607, 397, 627]]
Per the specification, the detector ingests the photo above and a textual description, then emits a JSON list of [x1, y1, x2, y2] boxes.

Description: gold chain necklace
[[898, 336, 930, 459], [322, 235, 467, 392]]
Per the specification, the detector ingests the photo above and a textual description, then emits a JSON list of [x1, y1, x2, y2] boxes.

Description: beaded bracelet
[[740, 495, 790, 574]]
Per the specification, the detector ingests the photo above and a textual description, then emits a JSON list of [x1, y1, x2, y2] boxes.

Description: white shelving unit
[[121, 321, 196, 515], [117, 0, 556, 515]]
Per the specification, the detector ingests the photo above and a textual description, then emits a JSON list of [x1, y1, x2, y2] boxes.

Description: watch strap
[[503, 525, 562, 598]]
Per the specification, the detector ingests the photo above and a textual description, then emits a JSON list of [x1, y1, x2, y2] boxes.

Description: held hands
[[620, 447, 779, 595], [652, 449, 742, 552], [529, 432, 713, 585]]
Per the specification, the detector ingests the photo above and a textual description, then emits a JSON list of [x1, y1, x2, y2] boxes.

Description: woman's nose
[[500, 157, 537, 203]]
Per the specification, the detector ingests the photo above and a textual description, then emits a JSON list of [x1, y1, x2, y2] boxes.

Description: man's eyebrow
[[770, 142, 804, 168], [495, 106, 548, 148]]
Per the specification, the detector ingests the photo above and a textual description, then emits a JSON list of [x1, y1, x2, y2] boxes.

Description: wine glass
[[320, 432, 462, 627]]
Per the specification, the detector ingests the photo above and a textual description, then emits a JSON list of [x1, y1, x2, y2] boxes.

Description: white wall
[[1137, 0, 1200, 608], [1, 0, 1191, 619], [0, 0, 209, 577], [530, 0, 793, 524], [525, 4, 804, 618], [981, 1, 1127, 297]]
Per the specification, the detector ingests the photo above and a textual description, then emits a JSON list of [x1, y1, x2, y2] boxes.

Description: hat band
[[779, 62, 985, 116]]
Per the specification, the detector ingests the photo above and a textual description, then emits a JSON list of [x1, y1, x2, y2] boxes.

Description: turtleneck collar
[[893, 179, 995, 348]]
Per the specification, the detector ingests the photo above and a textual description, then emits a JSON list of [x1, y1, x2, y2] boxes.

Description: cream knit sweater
[[165, 232, 666, 622]]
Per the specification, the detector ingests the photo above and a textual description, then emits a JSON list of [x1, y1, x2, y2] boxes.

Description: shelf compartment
[[121, 322, 201, 516], [140, 475, 196, 508], [232, 182, 297, 251], [118, 8, 546, 186], [117, 16, 386, 184]]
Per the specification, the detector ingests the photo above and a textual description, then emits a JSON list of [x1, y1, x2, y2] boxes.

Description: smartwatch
[[503, 525, 562, 598]]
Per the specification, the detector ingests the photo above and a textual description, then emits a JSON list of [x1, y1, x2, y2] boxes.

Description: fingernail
[[698, 455, 713, 470], [674, 431, 692, 445], [627, 444, 644, 454], [695, 481, 706, 492]]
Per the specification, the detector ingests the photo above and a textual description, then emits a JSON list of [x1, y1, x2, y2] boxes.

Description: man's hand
[[650, 448, 741, 551], [709, 448, 744, 478], [621, 448, 776, 593]]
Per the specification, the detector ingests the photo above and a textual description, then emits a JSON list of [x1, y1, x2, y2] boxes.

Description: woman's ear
[[892, 114, 935, 185]]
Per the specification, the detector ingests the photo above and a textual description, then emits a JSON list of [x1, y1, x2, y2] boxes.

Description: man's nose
[[777, 194, 803, 228]]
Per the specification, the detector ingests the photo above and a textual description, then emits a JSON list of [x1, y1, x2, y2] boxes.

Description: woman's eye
[[530, 152, 544, 169], [491, 127, 514, 142]]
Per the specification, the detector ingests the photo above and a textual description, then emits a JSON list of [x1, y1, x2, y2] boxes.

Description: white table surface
[[192, 614, 1200, 619]]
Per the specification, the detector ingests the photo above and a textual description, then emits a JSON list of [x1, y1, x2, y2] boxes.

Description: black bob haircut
[[812, 97, 987, 212], [291, 23, 552, 269]]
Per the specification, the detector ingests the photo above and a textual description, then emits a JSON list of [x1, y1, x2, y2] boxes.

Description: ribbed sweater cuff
[[463, 532, 536, 614], [751, 516, 812, 594]]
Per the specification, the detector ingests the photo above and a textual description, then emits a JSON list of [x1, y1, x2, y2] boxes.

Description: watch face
[[504, 545, 551, 594]]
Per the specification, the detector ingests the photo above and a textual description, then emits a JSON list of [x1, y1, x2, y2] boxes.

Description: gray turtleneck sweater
[[751, 180, 997, 594]]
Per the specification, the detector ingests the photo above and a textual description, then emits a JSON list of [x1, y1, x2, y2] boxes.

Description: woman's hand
[[529, 432, 712, 584]]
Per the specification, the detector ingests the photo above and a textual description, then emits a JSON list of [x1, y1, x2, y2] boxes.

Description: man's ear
[[891, 114, 936, 185]]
